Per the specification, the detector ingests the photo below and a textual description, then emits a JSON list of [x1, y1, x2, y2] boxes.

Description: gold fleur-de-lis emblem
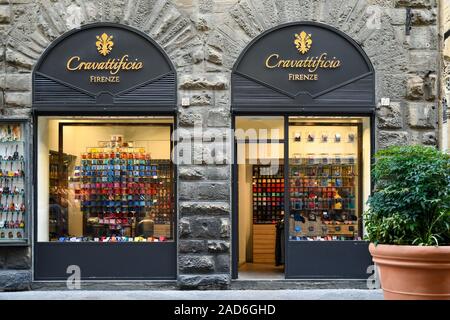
[[294, 31, 312, 54], [96, 33, 114, 56]]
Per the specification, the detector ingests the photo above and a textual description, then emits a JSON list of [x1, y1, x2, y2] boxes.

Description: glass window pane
[[38, 117, 174, 243], [235, 116, 284, 140], [288, 121, 361, 241]]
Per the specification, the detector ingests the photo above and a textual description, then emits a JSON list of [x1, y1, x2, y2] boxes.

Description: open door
[[235, 117, 285, 280]]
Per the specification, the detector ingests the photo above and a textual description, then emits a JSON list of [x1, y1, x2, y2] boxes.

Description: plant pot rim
[[369, 243, 450, 248], [369, 243, 450, 263]]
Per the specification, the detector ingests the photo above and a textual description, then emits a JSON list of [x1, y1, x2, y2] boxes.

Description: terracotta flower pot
[[369, 243, 450, 300]]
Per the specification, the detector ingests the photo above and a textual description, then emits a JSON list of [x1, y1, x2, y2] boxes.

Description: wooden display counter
[[252, 224, 276, 264]]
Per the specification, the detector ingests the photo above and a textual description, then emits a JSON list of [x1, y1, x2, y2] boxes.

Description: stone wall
[[0, 0, 441, 290]]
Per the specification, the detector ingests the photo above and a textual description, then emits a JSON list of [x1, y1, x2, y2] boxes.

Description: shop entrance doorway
[[234, 116, 372, 280], [236, 117, 285, 279]]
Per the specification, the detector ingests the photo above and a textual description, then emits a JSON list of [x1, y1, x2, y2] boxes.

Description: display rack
[[252, 165, 284, 224], [73, 139, 173, 241], [0, 122, 28, 244], [289, 157, 359, 240]]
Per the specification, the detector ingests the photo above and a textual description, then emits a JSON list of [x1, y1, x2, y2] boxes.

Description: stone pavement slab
[[0, 289, 383, 300]]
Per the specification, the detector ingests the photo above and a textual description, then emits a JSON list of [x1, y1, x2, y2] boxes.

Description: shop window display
[[38, 119, 174, 243], [0, 123, 27, 243], [289, 124, 361, 241]]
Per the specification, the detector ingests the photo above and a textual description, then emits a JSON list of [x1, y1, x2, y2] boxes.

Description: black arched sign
[[33, 23, 176, 113], [232, 22, 375, 114]]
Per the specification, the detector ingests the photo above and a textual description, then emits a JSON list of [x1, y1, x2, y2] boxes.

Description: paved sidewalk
[[0, 289, 383, 300]]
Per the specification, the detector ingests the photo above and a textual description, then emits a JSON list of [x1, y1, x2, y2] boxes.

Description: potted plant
[[364, 145, 450, 300]]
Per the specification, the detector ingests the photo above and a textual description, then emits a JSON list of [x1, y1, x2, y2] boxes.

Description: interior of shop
[[37, 117, 174, 243], [236, 116, 371, 280]]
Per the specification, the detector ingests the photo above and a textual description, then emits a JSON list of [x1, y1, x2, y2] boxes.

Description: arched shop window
[[231, 22, 376, 280], [33, 23, 177, 280]]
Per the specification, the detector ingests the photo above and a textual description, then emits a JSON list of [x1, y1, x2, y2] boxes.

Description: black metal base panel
[[34, 242, 176, 280], [285, 241, 372, 279]]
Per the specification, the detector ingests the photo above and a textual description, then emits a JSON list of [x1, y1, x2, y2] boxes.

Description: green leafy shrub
[[364, 145, 450, 246]]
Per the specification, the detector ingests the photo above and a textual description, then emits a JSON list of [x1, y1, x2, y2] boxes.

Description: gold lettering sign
[[67, 55, 143, 75], [66, 33, 143, 82], [265, 32, 342, 81]]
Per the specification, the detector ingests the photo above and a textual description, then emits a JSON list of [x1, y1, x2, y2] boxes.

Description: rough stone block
[[407, 102, 436, 128], [196, 14, 210, 31], [206, 46, 223, 65], [207, 240, 230, 253], [377, 73, 407, 100], [220, 218, 230, 238], [406, 75, 424, 100], [0, 270, 31, 291], [6, 48, 34, 69], [422, 131, 437, 145], [190, 48, 204, 64], [179, 240, 207, 253], [178, 109, 205, 127], [423, 73, 437, 101], [180, 202, 230, 215], [179, 75, 228, 90], [179, 255, 215, 273], [378, 131, 409, 149], [4, 92, 31, 107], [409, 26, 437, 50], [2, 247, 31, 269], [214, 254, 230, 273], [206, 142, 231, 165], [179, 182, 230, 201], [1, 107, 31, 117], [408, 50, 437, 73], [179, 166, 230, 181], [178, 274, 230, 289], [179, 216, 224, 239], [190, 92, 212, 106], [395, 0, 434, 8], [179, 166, 204, 180], [377, 102, 403, 129], [0, 5, 10, 24], [179, 218, 192, 238], [5, 73, 31, 91], [199, 0, 213, 13], [387, 8, 406, 25], [411, 8, 436, 25], [205, 166, 230, 180], [207, 109, 230, 127], [191, 142, 231, 165]]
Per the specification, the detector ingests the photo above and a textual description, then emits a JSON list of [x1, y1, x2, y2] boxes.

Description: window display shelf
[[291, 175, 358, 178], [70, 138, 173, 242], [289, 156, 359, 241], [0, 121, 29, 245], [289, 161, 357, 166]]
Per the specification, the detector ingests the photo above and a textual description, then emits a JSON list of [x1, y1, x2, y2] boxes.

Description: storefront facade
[[0, 0, 442, 290]]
